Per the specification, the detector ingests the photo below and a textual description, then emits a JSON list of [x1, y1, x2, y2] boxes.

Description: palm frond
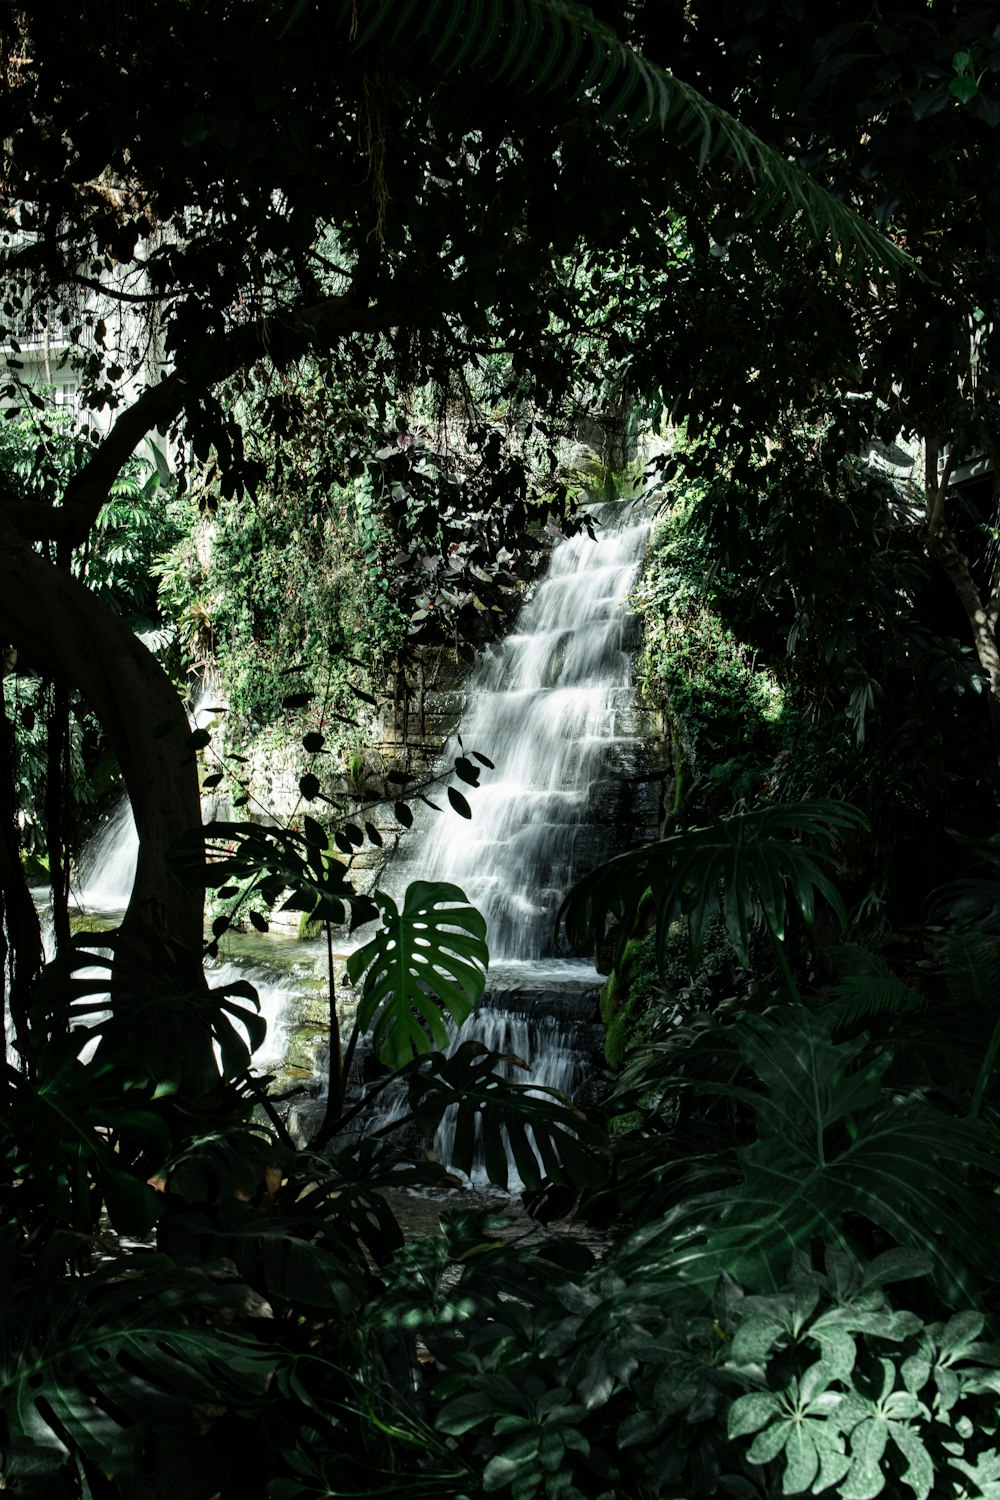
[[822, 944, 927, 1030], [932, 876, 1000, 934], [945, 930, 1000, 1014], [560, 800, 868, 974], [310, 0, 914, 279]]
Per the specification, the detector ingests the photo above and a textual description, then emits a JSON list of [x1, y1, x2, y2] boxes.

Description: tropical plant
[[595, 1003, 1000, 1309], [347, 881, 489, 1067], [358, 1221, 1000, 1500], [0, 1230, 277, 1500], [561, 799, 869, 991]]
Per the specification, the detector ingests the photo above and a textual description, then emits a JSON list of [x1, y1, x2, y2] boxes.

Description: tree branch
[[65, 272, 178, 306], [1, 373, 184, 545], [0, 290, 399, 546]]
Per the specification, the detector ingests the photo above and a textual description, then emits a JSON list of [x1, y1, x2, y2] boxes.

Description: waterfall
[[390, 505, 648, 958], [65, 677, 292, 1076], [73, 679, 226, 917], [74, 795, 140, 913], [376, 502, 650, 1186]]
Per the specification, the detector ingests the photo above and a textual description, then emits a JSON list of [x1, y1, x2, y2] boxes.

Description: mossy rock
[[601, 931, 667, 1067]]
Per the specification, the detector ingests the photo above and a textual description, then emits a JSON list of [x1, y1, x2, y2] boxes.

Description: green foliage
[[636, 502, 786, 814], [600, 932, 665, 1067], [653, 437, 995, 920], [326, 0, 911, 278], [36, 926, 268, 1094], [406, 1042, 607, 1193], [562, 799, 868, 973], [822, 944, 929, 1032], [0, 1232, 275, 1500], [602, 1005, 1000, 1307], [172, 818, 380, 938], [347, 881, 489, 1068], [2, 1039, 166, 1237], [154, 461, 404, 736], [364, 1220, 1000, 1500]]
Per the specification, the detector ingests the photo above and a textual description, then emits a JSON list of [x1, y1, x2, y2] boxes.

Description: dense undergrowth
[[6, 788, 1000, 1499]]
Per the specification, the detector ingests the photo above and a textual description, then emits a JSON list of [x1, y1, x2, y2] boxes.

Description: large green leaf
[[347, 881, 489, 1067], [612, 1008, 1000, 1307], [1, 1039, 167, 1237], [561, 800, 868, 971], [0, 1230, 275, 1497], [35, 925, 268, 1092], [406, 1041, 608, 1193]]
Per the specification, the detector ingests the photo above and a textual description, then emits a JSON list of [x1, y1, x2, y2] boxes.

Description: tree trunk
[[926, 522, 1000, 767], [0, 687, 43, 1070], [0, 515, 204, 960]]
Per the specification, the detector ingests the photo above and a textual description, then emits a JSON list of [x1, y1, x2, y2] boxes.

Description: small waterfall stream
[[391, 506, 648, 957], [62, 684, 293, 1075]]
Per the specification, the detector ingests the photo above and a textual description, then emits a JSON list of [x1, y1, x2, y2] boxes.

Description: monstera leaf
[[613, 1008, 1000, 1307], [0, 1230, 273, 1497], [560, 800, 868, 972], [2, 1038, 168, 1236], [406, 1042, 607, 1193], [35, 926, 267, 1093], [347, 881, 489, 1068]]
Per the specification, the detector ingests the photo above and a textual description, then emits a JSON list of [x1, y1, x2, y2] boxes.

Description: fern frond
[[945, 930, 1000, 1014], [318, 0, 914, 279], [823, 945, 926, 1030]]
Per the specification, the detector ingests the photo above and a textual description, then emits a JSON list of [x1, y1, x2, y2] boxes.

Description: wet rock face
[[573, 1075, 616, 1115]]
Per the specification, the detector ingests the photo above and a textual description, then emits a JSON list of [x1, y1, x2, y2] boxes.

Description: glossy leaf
[[561, 800, 869, 971], [347, 881, 488, 1067]]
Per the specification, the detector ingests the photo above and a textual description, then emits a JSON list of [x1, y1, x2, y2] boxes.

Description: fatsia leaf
[[346, 881, 488, 1067]]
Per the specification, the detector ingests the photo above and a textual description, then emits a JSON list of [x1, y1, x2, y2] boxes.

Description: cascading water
[[73, 682, 226, 920], [378, 502, 650, 1184], [74, 796, 140, 913], [392, 505, 649, 956]]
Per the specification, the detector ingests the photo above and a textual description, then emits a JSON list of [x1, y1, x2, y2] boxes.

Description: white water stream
[[391, 505, 648, 959], [59, 687, 292, 1073]]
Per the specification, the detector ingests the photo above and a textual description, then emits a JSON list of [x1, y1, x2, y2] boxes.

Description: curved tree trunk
[[926, 523, 1000, 766], [0, 514, 204, 961], [0, 684, 43, 1070]]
